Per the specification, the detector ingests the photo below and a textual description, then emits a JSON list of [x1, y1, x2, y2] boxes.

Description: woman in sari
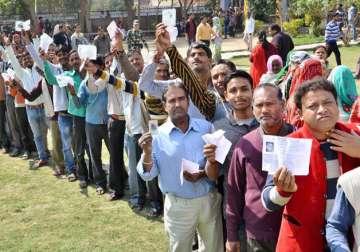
[[249, 30, 277, 87], [329, 65, 358, 122], [286, 59, 323, 127]]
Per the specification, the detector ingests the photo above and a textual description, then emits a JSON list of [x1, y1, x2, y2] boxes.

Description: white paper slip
[[40, 33, 53, 53], [107, 21, 119, 40], [202, 130, 232, 164], [15, 20, 31, 31], [1, 73, 10, 82], [262, 135, 312, 176], [180, 159, 199, 185], [78, 45, 97, 60], [166, 26, 178, 43], [56, 75, 74, 88], [162, 9, 176, 27], [6, 68, 15, 80]]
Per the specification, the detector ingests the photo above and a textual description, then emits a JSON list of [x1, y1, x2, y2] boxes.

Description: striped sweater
[[325, 20, 341, 42]]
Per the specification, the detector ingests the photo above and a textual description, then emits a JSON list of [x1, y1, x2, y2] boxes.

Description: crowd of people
[[0, 9, 360, 252]]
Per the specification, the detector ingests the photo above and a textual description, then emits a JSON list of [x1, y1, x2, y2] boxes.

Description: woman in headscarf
[[259, 55, 283, 85], [249, 30, 277, 87], [286, 58, 323, 127], [276, 51, 311, 100], [329, 65, 358, 122], [211, 16, 223, 62]]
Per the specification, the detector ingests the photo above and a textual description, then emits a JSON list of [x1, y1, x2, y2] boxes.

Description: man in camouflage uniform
[[126, 20, 148, 52]]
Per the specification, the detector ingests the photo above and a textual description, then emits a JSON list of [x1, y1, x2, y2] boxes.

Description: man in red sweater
[[262, 78, 360, 252]]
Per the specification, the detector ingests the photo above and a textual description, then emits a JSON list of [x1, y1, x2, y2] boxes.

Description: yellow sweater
[[196, 23, 214, 41]]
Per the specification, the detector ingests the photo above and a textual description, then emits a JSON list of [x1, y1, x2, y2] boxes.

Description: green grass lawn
[[0, 153, 168, 251], [292, 35, 324, 46]]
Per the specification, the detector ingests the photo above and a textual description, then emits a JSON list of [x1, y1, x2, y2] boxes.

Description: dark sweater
[[226, 124, 294, 242]]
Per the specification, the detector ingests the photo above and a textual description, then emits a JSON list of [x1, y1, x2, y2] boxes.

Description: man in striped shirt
[[325, 13, 342, 65], [261, 78, 360, 251]]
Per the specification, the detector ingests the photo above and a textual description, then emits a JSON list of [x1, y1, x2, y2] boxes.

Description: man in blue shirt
[[325, 13, 342, 65], [137, 82, 224, 252]]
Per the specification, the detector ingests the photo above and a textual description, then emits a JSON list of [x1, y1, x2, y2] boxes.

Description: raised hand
[[203, 144, 217, 164], [112, 30, 124, 52], [138, 132, 153, 155], [155, 23, 171, 52], [39, 48, 48, 61], [273, 167, 297, 193]]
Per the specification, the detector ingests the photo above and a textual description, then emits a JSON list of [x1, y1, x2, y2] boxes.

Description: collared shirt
[[78, 76, 108, 124], [166, 46, 218, 121], [213, 115, 259, 176], [5, 45, 43, 106], [137, 117, 215, 199], [63, 70, 86, 117], [325, 20, 341, 42], [43, 61, 68, 112], [196, 22, 214, 41]]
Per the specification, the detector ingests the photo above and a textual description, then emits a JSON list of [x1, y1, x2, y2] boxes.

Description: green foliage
[[283, 18, 304, 37], [255, 20, 266, 33], [250, 0, 276, 21], [290, 0, 324, 36]]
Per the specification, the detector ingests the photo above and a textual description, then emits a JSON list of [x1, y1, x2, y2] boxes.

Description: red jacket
[[276, 122, 360, 252]]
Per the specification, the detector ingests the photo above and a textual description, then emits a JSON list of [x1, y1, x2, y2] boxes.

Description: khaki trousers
[[164, 191, 224, 252]]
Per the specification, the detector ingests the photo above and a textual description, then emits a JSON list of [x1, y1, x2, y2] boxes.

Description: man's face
[[47, 45, 56, 62], [69, 52, 80, 71], [187, 48, 211, 75], [154, 63, 169, 80], [128, 52, 144, 73], [22, 52, 33, 68], [211, 64, 231, 96], [105, 55, 113, 71], [201, 17, 207, 24], [164, 86, 189, 122], [268, 27, 276, 36], [300, 90, 339, 135], [224, 77, 253, 112], [133, 22, 140, 30], [56, 51, 69, 68], [253, 86, 284, 130], [75, 25, 81, 33]]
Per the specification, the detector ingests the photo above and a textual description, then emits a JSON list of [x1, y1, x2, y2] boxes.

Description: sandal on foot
[[96, 187, 105, 195]]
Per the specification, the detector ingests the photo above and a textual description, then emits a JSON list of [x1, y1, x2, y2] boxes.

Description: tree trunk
[[79, 0, 90, 32], [19, 0, 37, 30], [125, 0, 135, 29]]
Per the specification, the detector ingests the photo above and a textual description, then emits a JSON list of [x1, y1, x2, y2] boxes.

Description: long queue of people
[[0, 20, 360, 252]]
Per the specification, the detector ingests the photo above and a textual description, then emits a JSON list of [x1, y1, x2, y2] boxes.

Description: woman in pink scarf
[[259, 55, 283, 85]]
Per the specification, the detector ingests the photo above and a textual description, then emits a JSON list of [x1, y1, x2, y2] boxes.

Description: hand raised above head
[[155, 23, 171, 51]]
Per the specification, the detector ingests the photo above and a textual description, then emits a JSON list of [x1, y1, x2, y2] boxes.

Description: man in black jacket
[[269, 23, 294, 63]]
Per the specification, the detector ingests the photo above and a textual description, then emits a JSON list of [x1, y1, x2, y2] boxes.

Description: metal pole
[[35, 0, 38, 15]]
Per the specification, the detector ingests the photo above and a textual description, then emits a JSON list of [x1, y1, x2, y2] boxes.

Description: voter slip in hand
[[180, 159, 199, 185], [15, 20, 31, 32], [262, 135, 312, 176], [78, 45, 97, 60], [107, 21, 119, 40], [202, 129, 232, 164], [40, 33, 54, 53], [56, 75, 74, 88]]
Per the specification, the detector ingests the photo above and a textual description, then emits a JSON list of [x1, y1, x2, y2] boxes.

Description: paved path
[[135, 36, 360, 62]]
